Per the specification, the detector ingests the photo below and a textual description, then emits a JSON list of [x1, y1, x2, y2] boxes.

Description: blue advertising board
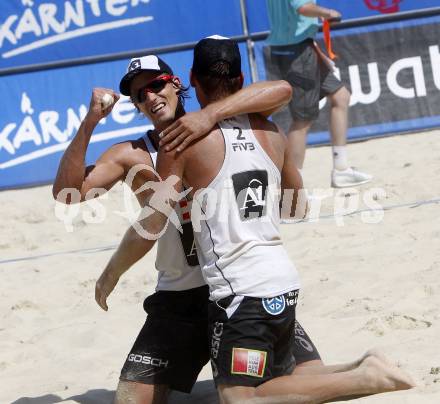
[[0, 43, 251, 189], [245, 0, 440, 33], [0, 0, 244, 70]]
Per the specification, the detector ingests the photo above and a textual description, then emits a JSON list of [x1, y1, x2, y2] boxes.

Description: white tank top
[[142, 133, 205, 291], [192, 115, 300, 301]]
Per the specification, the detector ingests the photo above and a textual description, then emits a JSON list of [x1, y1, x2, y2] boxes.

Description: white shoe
[[331, 167, 372, 188]]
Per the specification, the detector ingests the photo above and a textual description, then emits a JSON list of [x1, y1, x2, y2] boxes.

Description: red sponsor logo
[[178, 199, 191, 223], [364, 0, 403, 14], [231, 348, 267, 378]]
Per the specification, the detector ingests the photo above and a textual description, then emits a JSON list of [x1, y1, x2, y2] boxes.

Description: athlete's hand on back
[[87, 87, 120, 123], [159, 109, 217, 152], [95, 267, 120, 311]]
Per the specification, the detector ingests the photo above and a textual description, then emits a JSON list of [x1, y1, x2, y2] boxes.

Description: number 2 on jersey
[[234, 127, 245, 140]]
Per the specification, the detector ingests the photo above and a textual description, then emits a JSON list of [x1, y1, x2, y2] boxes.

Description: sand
[[1, 130, 439, 403]]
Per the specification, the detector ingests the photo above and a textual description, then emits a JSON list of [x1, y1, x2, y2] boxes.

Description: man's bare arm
[[52, 88, 120, 202], [203, 80, 292, 119], [95, 222, 157, 311], [280, 137, 307, 219], [95, 154, 186, 311], [297, 2, 341, 20], [129, 149, 186, 240], [159, 80, 292, 151]]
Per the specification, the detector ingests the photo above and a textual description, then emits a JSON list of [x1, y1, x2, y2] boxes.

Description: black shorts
[[119, 285, 210, 393], [293, 320, 321, 365], [263, 39, 343, 123], [209, 290, 299, 387]]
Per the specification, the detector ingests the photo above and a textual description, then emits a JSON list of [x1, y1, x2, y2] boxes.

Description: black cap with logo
[[119, 55, 173, 96], [192, 35, 241, 78]]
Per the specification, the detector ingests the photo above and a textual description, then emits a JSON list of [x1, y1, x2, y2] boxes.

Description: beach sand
[[1, 130, 439, 403]]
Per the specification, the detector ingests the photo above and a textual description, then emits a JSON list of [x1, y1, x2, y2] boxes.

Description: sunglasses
[[134, 74, 175, 103]]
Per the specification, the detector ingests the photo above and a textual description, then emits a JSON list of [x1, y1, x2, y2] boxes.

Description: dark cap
[[119, 55, 173, 96], [192, 35, 241, 78]]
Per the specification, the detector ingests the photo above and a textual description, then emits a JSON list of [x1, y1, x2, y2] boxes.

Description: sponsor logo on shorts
[[294, 322, 314, 352], [211, 321, 224, 359], [286, 290, 299, 307], [262, 295, 286, 315], [127, 353, 169, 368], [231, 347, 267, 378]]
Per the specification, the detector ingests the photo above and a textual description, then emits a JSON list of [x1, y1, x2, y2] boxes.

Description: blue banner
[[246, 0, 439, 33], [0, 0, 243, 70], [0, 44, 251, 189]]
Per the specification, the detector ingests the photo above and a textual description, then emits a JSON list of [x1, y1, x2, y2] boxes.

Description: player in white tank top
[[142, 132, 205, 291], [141, 37, 304, 395], [193, 114, 300, 300]]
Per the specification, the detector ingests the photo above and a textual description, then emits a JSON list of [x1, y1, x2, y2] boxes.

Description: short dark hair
[[176, 82, 191, 106], [194, 62, 242, 100], [192, 37, 241, 78], [192, 37, 242, 100]]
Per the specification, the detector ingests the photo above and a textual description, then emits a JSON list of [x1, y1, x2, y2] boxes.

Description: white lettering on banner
[[0, 16, 19, 47], [13, 116, 42, 149], [0, 124, 17, 155], [39, 111, 68, 143], [65, 0, 86, 28], [15, 8, 42, 39], [39, 3, 66, 35], [0, 94, 152, 171], [85, 0, 101, 17], [106, 0, 129, 17], [21, 92, 34, 114], [387, 56, 427, 99], [0, 0, 153, 59], [318, 46, 439, 110], [429, 45, 440, 91], [349, 63, 381, 105], [65, 106, 88, 138]]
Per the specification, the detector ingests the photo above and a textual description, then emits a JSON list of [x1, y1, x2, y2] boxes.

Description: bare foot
[[361, 348, 391, 366], [360, 356, 416, 394]]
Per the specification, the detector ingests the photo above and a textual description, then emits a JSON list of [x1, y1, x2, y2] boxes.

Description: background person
[[264, 0, 373, 188]]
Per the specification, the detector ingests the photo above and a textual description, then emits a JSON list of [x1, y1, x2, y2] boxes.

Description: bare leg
[[218, 385, 256, 404], [293, 350, 391, 376], [114, 380, 170, 404], [287, 119, 313, 169], [327, 86, 350, 147], [326, 86, 373, 186], [218, 356, 415, 404]]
